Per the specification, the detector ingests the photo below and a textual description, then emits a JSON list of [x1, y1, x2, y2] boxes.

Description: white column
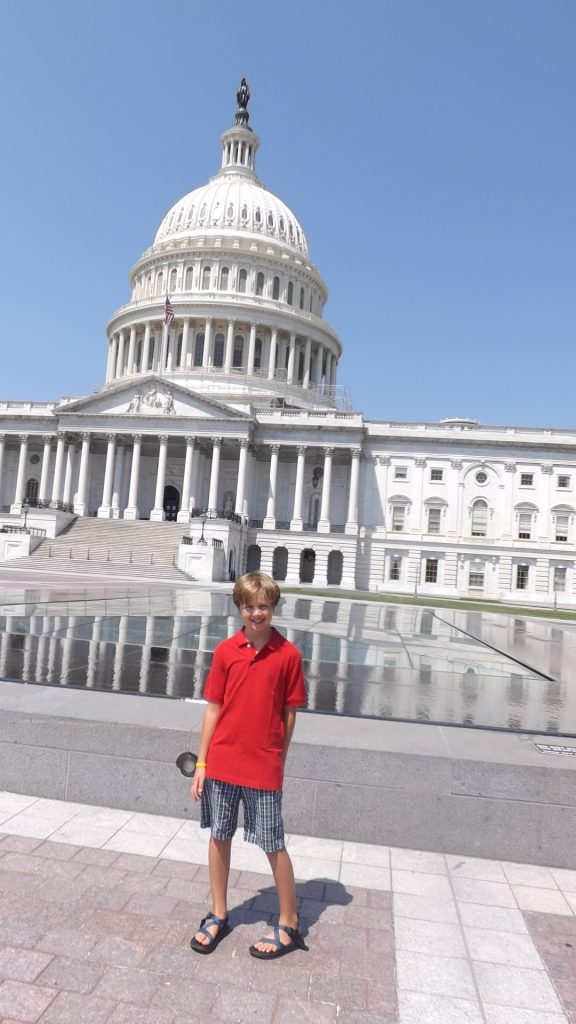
[[290, 446, 307, 530], [111, 442, 125, 518], [141, 322, 151, 373], [345, 447, 361, 535], [11, 434, 29, 511], [50, 433, 67, 507], [324, 351, 333, 393], [207, 437, 222, 511], [177, 436, 195, 523], [115, 330, 126, 377], [124, 434, 142, 520], [263, 444, 280, 528], [224, 319, 234, 372], [317, 446, 334, 533], [182, 318, 191, 369], [313, 344, 323, 389], [105, 338, 116, 382], [202, 318, 213, 369], [127, 328, 136, 375], [62, 441, 77, 506], [234, 440, 249, 516], [247, 323, 257, 375], [97, 433, 116, 518], [150, 435, 168, 521], [303, 338, 312, 388], [0, 435, 5, 508], [330, 356, 338, 387], [267, 328, 278, 379], [38, 435, 52, 503], [189, 440, 202, 511], [287, 333, 296, 383], [74, 433, 91, 516]]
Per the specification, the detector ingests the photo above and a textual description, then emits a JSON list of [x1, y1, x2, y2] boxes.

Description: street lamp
[[22, 500, 30, 534], [198, 513, 208, 545]]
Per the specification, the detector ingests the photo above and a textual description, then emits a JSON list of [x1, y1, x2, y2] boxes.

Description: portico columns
[[202, 318, 213, 369], [127, 328, 137, 375], [141, 323, 151, 374], [124, 434, 143, 520], [224, 319, 234, 372], [317, 446, 334, 533], [62, 441, 78, 506], [234, 439, 249, 516], [303, 339, 312, 388], [150, 435, 169, 521], [97, 434, 117, 518], [10, 434, 29, 512], [74, 433, 91, 516], [182, 318, 191, 369], [290, 446, 307, 530], [207, 437, 222, 511], [313, 345, 323, 389], [324, 352, 332, 392], [287, 333, 296, 383], [247, 323, 257, 375], [116, 330, 126, 377], [267, 328, 278, 379], [111, 442, 125, 518], [106, 338, 116, 382], [345, 448, 361, 535], [264, 444, 280, 529], [177, 436, 196, 523], [51, 433, 67, 507], [38, 435, 53, 503]]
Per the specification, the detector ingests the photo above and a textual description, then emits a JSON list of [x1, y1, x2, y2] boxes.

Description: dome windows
[[184, 266, 193, 290], [186, 205, 195, 224], [267, 211, 274, 228], [287, 281, 294, 306], [233, 334, 244, 368], [214, 332, 225, 367], [219, 266, 230, 290], [241, 204, 248, 222], [255, 207, 262, 225], [199, 202, 207, 221], [194, 332, 205, 366], [279, 216, 285, 234], [156, 271, 164, 294], [272, 276, 280, 300], [299, 287, 305, 310], [256, 272, 265, 297], [201, 265, 211, 290], [238, 268, 247, 293], [226, 203, 234, 220], [169, 268, 177, 292]]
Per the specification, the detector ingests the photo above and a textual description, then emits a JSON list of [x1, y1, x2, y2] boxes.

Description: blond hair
[[232, 572, 280, 609]]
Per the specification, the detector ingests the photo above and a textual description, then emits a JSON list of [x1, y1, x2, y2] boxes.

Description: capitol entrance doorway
[[163, 486, 180, 521], [299, 548, 316, 584]]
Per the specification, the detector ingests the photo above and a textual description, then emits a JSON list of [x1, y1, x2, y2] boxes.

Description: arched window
[[471, 499, 488, 537], [238, 269, 247, 293], [272, 276, 280, 300], [233, 334, 244, 368], [156, 271, 164, 294], [254, 207, 262, 225], [219, 266, 229, 290], [287, 281, 294, 305], [169, 268, 177, 292], [254, 337, 263, 371], [25, 478, 39, 502], [256, 272, 264, 297], [272, 547, 288, 581], [184, 267, 193, 290], [147, 273, 153, 296], [201, 266, 211, 290], [214, 332, 225, 367], [299, 286, 305, 310], [194, 332, 204, 366], [327, 550, 343, 586], [247, 544, 261, 571], [148, 336, 156, 370]]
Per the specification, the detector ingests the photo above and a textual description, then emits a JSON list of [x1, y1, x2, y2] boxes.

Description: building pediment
[[58, 377, 250, 421]]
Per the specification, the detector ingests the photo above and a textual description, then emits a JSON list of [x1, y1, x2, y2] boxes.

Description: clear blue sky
[[1, 0, 575, 427]]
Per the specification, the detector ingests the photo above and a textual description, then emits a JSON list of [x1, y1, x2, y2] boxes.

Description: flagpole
[[159, 321, 168, 378]]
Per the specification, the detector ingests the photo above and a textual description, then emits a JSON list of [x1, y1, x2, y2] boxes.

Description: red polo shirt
[[203, 627, 307, 791]]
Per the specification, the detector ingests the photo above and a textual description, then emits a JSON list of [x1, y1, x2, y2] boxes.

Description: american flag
[[164, 296, 175, 326]]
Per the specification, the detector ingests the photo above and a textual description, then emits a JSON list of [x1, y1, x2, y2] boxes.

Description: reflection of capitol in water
[[1, 588, 575, 736]]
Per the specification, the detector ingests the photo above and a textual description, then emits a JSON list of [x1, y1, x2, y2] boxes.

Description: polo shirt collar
[[235, 627, 282, 653]]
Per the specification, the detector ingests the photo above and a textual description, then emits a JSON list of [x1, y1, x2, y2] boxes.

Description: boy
[[190, 571, 308, 959]]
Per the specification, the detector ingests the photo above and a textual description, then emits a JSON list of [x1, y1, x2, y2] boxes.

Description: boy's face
[[239, 591, 274, 643]]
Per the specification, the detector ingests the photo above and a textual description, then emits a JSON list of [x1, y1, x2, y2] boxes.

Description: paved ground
[[0, 792, 575, 1023]]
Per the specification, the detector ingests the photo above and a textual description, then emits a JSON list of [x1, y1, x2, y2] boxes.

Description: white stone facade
[[1, 87, 575, 605]]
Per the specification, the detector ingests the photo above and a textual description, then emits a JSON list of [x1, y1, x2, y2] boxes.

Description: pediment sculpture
[[127, 387, 176, 415]]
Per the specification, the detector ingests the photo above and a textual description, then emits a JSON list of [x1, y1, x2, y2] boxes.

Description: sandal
[[189, 911, 230, 954], [249, 923, 309, 960]]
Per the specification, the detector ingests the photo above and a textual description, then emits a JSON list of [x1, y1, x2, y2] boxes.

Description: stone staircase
[[12, 517, 192, 583]]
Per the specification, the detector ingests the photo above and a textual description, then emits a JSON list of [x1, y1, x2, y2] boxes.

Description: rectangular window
[[424, 558, 438, 583], [469, 569, 485, 589], [427, 508, 441, 534], [389, 556, 402, 581], [558, 475, 571, 489], [520, 473, 534, 486], [518, 513, 532, 540], [516, 564, 529, 590], [430, 468, 444, 482], [553, 566, 567, 592], [555, 515, 569, 542], [391, 506, 405, 532], [394, 466, 408, 480]]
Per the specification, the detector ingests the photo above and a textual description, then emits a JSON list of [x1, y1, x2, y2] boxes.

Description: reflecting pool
[[0, 585, 575, 736]]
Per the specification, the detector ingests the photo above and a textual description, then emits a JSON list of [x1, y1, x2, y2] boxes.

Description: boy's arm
[[191, 701, 221, 800], [281, 706, 298, 765]]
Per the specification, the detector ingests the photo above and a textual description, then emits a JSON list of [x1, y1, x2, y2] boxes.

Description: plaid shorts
[[200, 778, 285, 852]]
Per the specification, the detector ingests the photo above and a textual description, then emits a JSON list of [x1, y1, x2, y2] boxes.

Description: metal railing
[[0, 525, 46, 538], [190, 508, 246, 525]]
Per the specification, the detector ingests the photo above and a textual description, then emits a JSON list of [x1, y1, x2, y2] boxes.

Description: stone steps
[[28, 518, 185, 569], [4, 554, 190, 583]]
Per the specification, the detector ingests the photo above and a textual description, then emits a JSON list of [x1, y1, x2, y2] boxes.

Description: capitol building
[[1, 83, 575, 606]]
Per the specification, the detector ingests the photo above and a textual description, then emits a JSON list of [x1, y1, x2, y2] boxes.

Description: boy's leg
[[251, 847, 299, 953], [193, 837, 232, 946]]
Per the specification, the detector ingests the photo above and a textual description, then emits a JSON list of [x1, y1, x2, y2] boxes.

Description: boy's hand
[[191, 767, 206, 801]]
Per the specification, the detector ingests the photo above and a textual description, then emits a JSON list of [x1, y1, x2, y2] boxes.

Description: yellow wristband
[[196, 762, 207, 768]]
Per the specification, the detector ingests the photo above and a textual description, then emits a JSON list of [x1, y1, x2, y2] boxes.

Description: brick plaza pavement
[[0, 792, 575, 1023]]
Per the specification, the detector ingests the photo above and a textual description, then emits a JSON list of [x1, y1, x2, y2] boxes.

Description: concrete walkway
[[0, 792, 575, 1023]]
